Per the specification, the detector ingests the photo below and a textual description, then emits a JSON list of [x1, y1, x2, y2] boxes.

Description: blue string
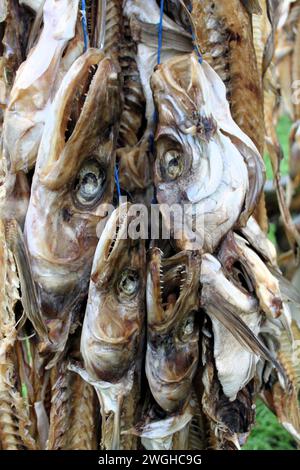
[[81, 0, 88, 52], [114, 165, 121, 201], [157, 0, 165, 65], [192, 32, 203, 64]]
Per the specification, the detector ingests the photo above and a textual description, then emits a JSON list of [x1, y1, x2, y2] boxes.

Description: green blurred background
[[243, 115, 297, 450]]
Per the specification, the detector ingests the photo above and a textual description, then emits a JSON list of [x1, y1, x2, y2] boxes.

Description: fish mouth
[[149, 249, 190, 327], [61, 54, 101, 144], [91, 203, 137, 285]]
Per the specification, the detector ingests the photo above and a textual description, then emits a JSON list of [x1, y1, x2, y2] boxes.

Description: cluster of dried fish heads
[[0, 0, 299, 451]]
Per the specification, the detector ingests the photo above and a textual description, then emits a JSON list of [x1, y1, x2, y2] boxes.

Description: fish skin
[[124, 0, 193, 129], [192, 0, 264, 156], [200, 320, 256, 450], [151, 53, 264, 252], [146, 248, 200, 413], [80, 203, 146, 449], [3, 0, 79, 173], [24, 49, 121, 358]]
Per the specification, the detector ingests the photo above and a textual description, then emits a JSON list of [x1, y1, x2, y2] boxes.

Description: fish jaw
[[81, 204, 146, 384], [3, 0, 79, 173], [151, 53, 254, 252], [146, 249, 200, 412]]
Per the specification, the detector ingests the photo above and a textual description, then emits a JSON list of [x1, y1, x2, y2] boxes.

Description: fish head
[[81, 203, 146, 383], [146, 248, 200, 412], [25, 49, 121, 352], [151, 53, 218, 206]]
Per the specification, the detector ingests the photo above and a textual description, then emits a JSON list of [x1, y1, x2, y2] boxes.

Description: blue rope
[[81, 0, 89, 52], [192, 31, 203, 64], [157, 0, 165, 65], [114, 165, 121, 201]]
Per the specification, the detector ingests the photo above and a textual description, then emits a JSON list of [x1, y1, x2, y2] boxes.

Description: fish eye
[[164, 150, 184, 180], [118, 269, 139, 297], [74, 159, 106, 206]]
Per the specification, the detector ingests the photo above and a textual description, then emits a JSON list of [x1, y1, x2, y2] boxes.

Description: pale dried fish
[[3, 0, 79, 173], [151, 53, 264, 252], [79, 203, 145, 449], [24, 49, 121, 359], [146, 248, 199, 412]]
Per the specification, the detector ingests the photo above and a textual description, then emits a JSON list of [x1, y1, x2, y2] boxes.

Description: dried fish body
[[79, 203, 146, 449], [200, 321, 256, 450], [65, 374, 97, 450], [200, 253, 262, 401], [138, 408, 193, 451], [3, 0, 79, 173], [124, 0, 193, 130], [146, 248, 200, 413], [0, 220, 36, 450], [151, 53, 265, 252], [24, 49, 121, 358], [192, 0, 264, 155]]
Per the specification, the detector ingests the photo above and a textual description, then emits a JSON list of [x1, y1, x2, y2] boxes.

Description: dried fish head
[[146, 248, 199, 412], [81, 203, 146, 384], [24, 49, 121, 354], [3, 0, 79, 173], [151, 53, 265, 252]]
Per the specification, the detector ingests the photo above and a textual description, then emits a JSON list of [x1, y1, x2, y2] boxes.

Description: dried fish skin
[[200, 254, 261, 401], [24, 49, 121, 356], [124, 0, 193, 129], [81, 203, 145, 384], [146, 248, 200, 413], [80, 203, 146, 449], [3, 0, 79, 173], [192, 0, 265, 155], [200, 322, 256, 450], [151, 53, 264, 251]]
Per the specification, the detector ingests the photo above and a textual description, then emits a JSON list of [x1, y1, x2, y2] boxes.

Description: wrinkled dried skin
[[219, 233, 285, 319], [24, 50, 121, 358], [80, 204, 146, 449], [0, 0, 33, 102], [192, 0, 264, 155], [130, 402, 193, 451], [240, 216, 278, 265], [3, 0, 79, 173], [200, 323, 256, 450], [124, 0, 193, 129], [146, 248, 200, 413], [200, 253, 262, 400], [151, 53, 265, 252]]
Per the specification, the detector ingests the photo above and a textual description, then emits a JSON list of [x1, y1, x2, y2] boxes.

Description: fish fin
[[269, 266, 300, 305], [5, 219, 48, 339], [111, 397, 122, 450], [205, 297, 289, 388], [241, 0, 262, 15], [131, 16, 193, 52]]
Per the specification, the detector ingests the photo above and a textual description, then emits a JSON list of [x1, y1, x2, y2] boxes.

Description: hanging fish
[[146, 248, 200, 413], [3, 0, 79, 173], [24, 49, 121, 361], [72, 203, 146, 450], [151, 53, 265, 252]]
